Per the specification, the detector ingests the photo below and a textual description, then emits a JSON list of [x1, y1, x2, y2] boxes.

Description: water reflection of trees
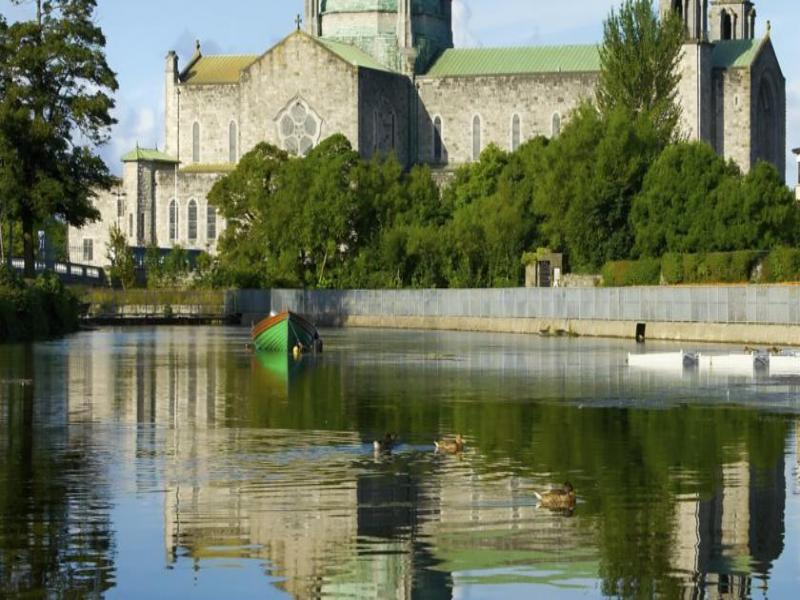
[[0, 343, 116, 597]]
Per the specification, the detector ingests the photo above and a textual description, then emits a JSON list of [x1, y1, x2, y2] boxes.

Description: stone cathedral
[[70, 0, 785, 267]]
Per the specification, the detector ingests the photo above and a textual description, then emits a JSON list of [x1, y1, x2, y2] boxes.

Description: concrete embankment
[[227, 286, 800, 346]]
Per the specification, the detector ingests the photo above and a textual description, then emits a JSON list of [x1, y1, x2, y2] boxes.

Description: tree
[[597, 0, 684, 143], [0, 0, 117, 277], [105, 224, 136, 289]]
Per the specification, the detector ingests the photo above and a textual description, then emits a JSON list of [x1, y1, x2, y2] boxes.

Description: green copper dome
[[321, 0, 448, 16]]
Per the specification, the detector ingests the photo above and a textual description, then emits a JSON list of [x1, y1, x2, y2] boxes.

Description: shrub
[[762, 247, 800, 283], [602, 258, 661, 286], [661, 252, 683, 284]]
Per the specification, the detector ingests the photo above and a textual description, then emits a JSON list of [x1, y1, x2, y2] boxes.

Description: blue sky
[[2, 0, 798, 183]]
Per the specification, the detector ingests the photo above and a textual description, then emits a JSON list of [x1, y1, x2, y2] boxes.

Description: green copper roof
[[182, 55, 258, 85], [711, 38, 764, 69], [424, 45, 601, 77], [121, 148, 178, 163], [318, 38, 392, 72]]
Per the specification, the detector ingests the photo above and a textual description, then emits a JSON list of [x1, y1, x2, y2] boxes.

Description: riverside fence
[[228, 287, 800, 327]]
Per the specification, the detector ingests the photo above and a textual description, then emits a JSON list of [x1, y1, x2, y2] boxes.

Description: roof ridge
[[443, 43, 600, 52]]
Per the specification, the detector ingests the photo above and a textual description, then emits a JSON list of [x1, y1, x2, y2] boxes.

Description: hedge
[[601, 258, 661, 287], [602, 250, 785, 287], [0, 267, 81, 342]]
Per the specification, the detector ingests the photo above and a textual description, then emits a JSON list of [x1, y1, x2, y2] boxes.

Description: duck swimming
[[373, 433, 398, 453], [534, 482, 576, 510], [434, 434, 464, 453]]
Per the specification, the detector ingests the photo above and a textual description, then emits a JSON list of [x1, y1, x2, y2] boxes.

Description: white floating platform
[[768, 355, 800, 375], [698, 353, 761, 373], [627, 352, 698, 369]]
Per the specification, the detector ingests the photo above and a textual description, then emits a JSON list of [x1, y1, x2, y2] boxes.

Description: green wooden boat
[[251, 311, 321, 354]]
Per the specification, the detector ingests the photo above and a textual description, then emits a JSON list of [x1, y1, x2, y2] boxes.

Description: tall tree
[[597, 0, 684, 143], [0, 0, 117, 277]]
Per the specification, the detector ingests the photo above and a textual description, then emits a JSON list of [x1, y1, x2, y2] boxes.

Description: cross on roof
[[295, 14, 302, 31]]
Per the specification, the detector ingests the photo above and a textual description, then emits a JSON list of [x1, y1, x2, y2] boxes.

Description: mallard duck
[[373, 433, 398, 453], [534, 482, 576, 509], [434, 434, 464, 453]]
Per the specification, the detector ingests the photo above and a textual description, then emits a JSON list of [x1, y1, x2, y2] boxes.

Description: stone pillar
[[305, 0, 320, 37], [163, 51, 179, 157]]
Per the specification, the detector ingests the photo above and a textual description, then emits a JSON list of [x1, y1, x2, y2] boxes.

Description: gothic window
[[169, 199, 178, 242], [116, 194, 124, 218], [433, 116, 443, 163], [82, 239, 93, 263], [229, 121, 238, 163], [552, 112, 561, 138], [511, 114, 521, 152], [721, 11, 732, 40], [192, 122, 200, 163], [756, 75, 780, 169], [207, 206, 217, 241], [276, 97, 322, 156], [472, 115, 482, 161], [188, 200, 198, 241]]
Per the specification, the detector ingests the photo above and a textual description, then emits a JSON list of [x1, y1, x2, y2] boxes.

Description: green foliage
[[762, 247, 800, 283], [0, 266, 79, 341], [105, 224, 136, 289], [597, 0, 684, 143], [632, 145, 797, 257], [0, 0, 117, 276], [601, 258, 661, 287], [161, 245, 190, 287]]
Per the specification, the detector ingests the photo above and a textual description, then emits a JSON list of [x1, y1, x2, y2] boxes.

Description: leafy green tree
[[162, 245, 189, 287], [143, 242, 163, 288], [105, 224, 136, 289], [597, 0, 684, 143], [0, 0, 117, 277]]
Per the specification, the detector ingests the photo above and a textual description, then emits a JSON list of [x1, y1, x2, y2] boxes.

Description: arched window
[[551, 113, 561, 138], [169, 199, 178, 241], [192, 122, 200, 163], [187, 200, 198, 241], [229, 121, 238, 163], [511, 114, 521, 152], [756, 75, 780, 169], [433, 116, 443, 163], [207, 206, 217, 241], [721, 10, 732, 40], [472, 115, 482, 161]]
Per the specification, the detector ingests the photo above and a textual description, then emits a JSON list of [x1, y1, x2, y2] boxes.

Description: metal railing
[[8, 257, 106, 285]]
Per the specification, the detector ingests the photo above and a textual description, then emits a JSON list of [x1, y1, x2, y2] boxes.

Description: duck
[[534, 482, 576, 510], [373, 433, 398, 453], [434, 434, 464, 453]]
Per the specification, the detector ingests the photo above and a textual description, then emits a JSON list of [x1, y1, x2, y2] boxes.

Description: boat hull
[[251, 311, 319, 354]]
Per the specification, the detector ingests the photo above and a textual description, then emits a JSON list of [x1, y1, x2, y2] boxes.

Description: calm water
[[1, 327, 800, 599]]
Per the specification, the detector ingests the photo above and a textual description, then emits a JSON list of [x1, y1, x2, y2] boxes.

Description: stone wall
[[358, 68, 413, 164], [675, 42, 714, 143], [415, 72, 597, 164], [239, 34, 361, 157], [153, 169, 225, 252], [177, 83, 241, 166], [227, 286, 800, 345]]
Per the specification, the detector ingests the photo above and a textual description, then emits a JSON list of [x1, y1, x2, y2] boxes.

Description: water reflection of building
[[65, 329, 227, 427], [671, 454, 785, 598]]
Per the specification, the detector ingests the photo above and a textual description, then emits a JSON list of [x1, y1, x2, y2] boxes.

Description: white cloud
[[452, 0, 480, 47], [101, 105, 161, 175]]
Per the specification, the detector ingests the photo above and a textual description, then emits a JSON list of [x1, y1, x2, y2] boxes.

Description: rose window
[[276, 98, 322, 156]]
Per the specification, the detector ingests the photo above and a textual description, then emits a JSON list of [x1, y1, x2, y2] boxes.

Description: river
[[1, 326, 799, 598]]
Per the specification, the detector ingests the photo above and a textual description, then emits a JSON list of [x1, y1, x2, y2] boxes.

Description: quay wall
[[227, 287, 800, 345]]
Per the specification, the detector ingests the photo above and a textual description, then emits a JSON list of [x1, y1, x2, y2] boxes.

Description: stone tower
[[709, 1, 756, 41], [659, 0, 708, 40], [660, 0, 714, 142], [306, 0, 453, 74]]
